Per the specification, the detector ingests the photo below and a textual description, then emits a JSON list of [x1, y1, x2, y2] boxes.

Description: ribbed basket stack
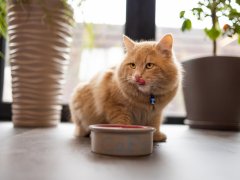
[[7, 0, 73, 127]]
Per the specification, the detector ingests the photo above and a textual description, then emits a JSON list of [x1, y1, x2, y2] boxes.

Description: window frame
[[125, 0, 155, 41]]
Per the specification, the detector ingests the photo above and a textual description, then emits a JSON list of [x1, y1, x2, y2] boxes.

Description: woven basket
[[7, 0, 73, 127]]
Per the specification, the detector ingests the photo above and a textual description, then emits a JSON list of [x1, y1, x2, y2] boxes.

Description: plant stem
[[213, 40, 217, 56], [211, 0, 217, 56]]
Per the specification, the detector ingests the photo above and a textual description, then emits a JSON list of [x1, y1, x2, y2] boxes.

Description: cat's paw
[[153, 132, 167, 142], [74, 125, 89, 137]]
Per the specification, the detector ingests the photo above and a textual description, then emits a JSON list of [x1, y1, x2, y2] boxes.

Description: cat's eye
[[145, 63, 154, 69], [129, 63, 136, 69]]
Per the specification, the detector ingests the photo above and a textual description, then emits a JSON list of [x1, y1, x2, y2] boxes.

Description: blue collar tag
[[150, 94, 155, 105]]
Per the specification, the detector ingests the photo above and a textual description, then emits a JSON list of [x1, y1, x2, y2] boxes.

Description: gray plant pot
[[183, 56, 240, 131]]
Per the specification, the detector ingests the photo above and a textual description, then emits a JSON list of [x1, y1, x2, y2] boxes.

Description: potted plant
[[0, 0, 74, 127], [180, 0, 240, 130]]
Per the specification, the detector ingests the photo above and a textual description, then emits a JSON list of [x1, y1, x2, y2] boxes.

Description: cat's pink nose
[[135, 74, 141, 81], [135, 75, 145, 85]]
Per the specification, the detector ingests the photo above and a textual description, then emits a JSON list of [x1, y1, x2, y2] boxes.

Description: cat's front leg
[[74, 123, 90, 137], [148, 113, 167, 142], [105, 106, 132, 125]]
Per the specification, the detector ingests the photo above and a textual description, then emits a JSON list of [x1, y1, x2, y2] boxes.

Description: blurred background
[[2, 0, 239, 120]]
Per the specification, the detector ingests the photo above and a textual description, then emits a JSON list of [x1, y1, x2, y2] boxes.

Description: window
[[2, 0, 196, 123], [2, 0, 126, 104], [2, 40, 10, 102], [63, 0, 126, 102]]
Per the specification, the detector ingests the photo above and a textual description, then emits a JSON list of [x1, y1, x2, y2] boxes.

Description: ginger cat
[[69, 34, 182, 142]]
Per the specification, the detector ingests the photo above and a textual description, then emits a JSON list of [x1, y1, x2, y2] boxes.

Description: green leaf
[[236, 0, 240, 5], [0, 0, 7, 38], [181, 19, 192, 31], [238, 34, 240, 44], [236, 25, 240, 34], [83, 23, 95, 49], [192, 7, 203, 19], [179, 11, 185, 18], [204, 27, 221, 40]]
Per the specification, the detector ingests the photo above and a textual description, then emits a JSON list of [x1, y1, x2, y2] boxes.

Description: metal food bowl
[[89, 124, 156, 156]]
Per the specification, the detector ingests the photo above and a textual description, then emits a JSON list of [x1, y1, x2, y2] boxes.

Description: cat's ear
[[123, 35, 135, 52], [156, 34, 173, 58]]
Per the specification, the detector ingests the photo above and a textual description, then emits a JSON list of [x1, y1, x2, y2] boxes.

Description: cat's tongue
[[137, 78, 146, 85]]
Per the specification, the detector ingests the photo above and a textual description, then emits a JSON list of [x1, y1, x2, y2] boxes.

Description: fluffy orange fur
[[69, 34, 182, 142]]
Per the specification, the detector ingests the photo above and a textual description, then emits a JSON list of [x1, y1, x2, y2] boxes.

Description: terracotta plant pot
[[7, 0, 73, 127], [183, 56, 240, 130]]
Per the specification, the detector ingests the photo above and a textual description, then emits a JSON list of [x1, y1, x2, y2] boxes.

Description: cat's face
[[118, 34, 181, 95]]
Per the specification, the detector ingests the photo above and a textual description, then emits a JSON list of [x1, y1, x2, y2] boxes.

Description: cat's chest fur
[[92, 69, 159, 125], [128, 104, 156, 125]]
